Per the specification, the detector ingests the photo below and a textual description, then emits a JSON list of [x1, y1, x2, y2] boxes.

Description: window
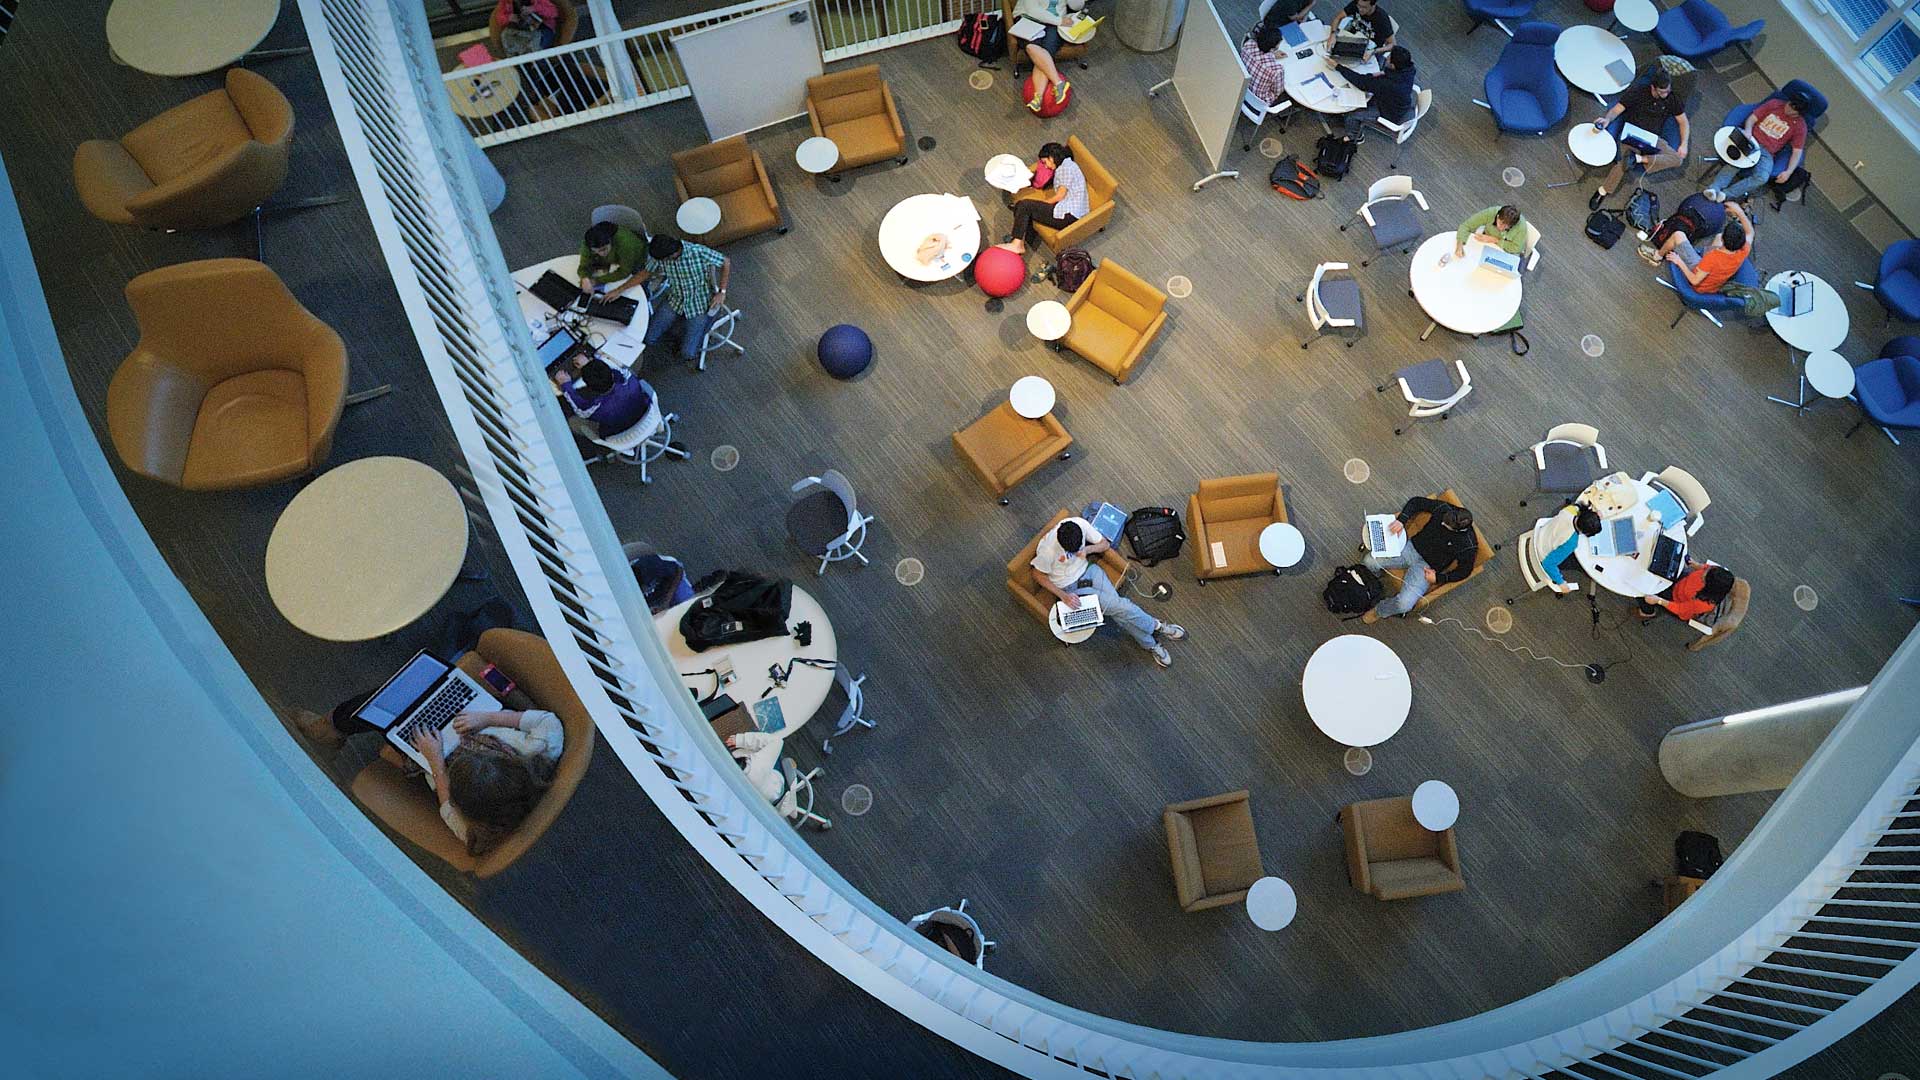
[[1800, 0, 1920, 133], [1862, 15, 1920, 84], [1832, 0, 1893, 38]]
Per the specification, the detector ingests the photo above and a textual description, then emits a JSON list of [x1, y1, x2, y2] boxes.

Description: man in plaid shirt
[[635, 234, 731, 364]]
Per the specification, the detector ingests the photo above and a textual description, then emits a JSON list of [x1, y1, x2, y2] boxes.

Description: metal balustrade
[[304, 1, 1920, 1076]]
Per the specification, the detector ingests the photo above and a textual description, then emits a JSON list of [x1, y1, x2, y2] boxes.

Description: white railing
[[307, 1, 1920, 1077], [442, 0, 993, 146]]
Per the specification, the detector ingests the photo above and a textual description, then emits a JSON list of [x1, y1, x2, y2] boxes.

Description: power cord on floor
[[1418, 613, 1631, 685]]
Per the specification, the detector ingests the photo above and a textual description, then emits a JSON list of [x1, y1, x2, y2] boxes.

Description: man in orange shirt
[[1661, 200, 1753, 294]]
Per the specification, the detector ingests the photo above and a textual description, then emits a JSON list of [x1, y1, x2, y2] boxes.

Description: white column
[[1659, 687, 1866, 798]]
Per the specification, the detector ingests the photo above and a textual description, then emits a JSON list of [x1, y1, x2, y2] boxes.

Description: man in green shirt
[[1452, 204, 1528, 260], [576, 221, 648, 300]]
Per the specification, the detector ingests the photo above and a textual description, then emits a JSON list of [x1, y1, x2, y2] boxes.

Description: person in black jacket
[[1364, 495, 1479, 618], [1335, 45, 1415, 143]]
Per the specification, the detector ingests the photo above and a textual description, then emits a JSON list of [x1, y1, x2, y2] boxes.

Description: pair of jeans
[[1011, 198, 1075, 245], [644, 304, 716, 363], [1074, 570, 1158, 649], [1602, 141, 1684, 193], [1342, 105, 1382, 138], [1363, 544, 1431, 618], [1710, 160, 1773, 201]]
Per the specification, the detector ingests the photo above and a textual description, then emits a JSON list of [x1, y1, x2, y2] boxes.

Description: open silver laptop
[[1057, 589, 1106, 633], [1364, 513, 1408, 559], [355, 650, 495, 774]]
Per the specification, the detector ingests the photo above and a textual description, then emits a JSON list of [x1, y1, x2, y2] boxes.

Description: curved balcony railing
[[300, 1, 1920, 1075]]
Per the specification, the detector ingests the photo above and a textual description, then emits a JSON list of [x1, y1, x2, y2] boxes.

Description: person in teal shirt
[[576, 221, 647, 299], [1453, 204, 1529, 259], [1534, 502, 1602, 591]]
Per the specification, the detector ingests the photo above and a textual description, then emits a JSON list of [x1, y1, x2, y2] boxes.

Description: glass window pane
[[1862, 16, 1920, 84], [1833, 0, 1892, 37]]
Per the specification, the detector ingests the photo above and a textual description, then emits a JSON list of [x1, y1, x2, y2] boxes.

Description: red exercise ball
[[974, 245, 1026, 298], [1022, 74, 1072, 118]]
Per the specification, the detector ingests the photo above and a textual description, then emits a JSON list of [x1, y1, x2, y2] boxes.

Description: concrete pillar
[[1659, 688, 1865, 798]]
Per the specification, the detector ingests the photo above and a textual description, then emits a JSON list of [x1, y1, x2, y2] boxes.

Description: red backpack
[[1269, 155, 1321, 200], [957, 14, 1005, 63]]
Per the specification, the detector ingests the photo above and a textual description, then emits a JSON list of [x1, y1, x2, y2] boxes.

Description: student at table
[[631, 234, 729, 364], [1587, 67, 1691, 211], [407, 711, 563, 855], [727, 732, 787, 802], [1332, 0, 1395, 57], [1705, 87, 1810, 204], [1013, 0, 1085, 112], [1661, 199, 1753, 294], [1452, 204, 1529, 259], [1366, 496, 1480, 619], [495, 0, 560, 55], [577, 220, 647, 299], [1334, 45, 1415, 142], [554, 357, 653, 439], [1534, 502, 1602, 594], [1002, 141, 1088, 256], [1030, 517, 1187, 668], [1638, 562, 1735, 621], [1239, 21, 1288, 107]]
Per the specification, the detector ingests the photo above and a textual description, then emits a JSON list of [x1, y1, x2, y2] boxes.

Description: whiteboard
[[673, 0, 822, 142], [1168, 0, 1249, 174]]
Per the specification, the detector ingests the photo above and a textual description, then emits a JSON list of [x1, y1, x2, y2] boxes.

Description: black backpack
[[1625, 187, 1659, 236], [1123, 507, 1186, 565], [1584, 208, 1625, 250], [1768, 165, 1811, 209], [680, 570, 792, 651], [1313, 133, 1355, 180], [956, 13, 1005, 64], [1323, 564, 1384, 616], [1051, 248, 1094, 292], [1675, 831, 1724, 879], [1270, 155, 1322, 200]]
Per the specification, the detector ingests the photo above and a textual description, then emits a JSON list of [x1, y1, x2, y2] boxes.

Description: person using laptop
[[1002, 142, 1087, 256], [1331, 0, 1394, 57], [576, 220, 647, 301], [407, 709, 564, 855], [1638, 561, 1735, 622], [628, 234, 730, 366], [1452, 204, 1529, 261], [1586, 67, 1691, 212], [1704, 87, 1811, 205], [1364, 495, 1481, 619], [553, 357, 653, 441], [1332, 44, 1414, 143], [1012, 0, 1085, 112], [1662, 199, 1753, 294], [1533, 501, 1603, 594], [1238, 20, 1289, 108], [1030, 517, 1187, 668]]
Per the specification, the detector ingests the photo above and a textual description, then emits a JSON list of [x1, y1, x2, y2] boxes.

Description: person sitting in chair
[[1332, 0, 1395, 58], [1587, 67, 1691, 211], [1452, 204, 1529, 260], [1334, 44, 1415, 143], [1705, 87, 1810, 205], [1661, 199, 1753, 295], [1238, 21, 1289, 108], [554, 357, 652, 440], [1534, 501, 1603, 594], [495, 0, 560, 55], [1639, 562, 1735, 622], [576, 220, 647, 300], [1013, 0, 1086, 112], [1366, 495, 1480, 618], [630, 234, 730, 366], [1002, 142, 1088, 256], [407, 711, 563, 855], [1030, 517, 1187, 668]]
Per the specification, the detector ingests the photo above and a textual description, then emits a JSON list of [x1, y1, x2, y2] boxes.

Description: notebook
[[1083, 501, 1127, 544], [1604, 59, 1635, 86], [751, 696, 788, 734], [1645, 488, 1688, 531], [1280, 21, 1309, 47], [1009, 16, 1045, 41]]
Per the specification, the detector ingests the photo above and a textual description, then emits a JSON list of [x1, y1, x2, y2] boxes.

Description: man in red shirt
[[1638, 562, 1735, 621], [1706, 88, 1810, 203]]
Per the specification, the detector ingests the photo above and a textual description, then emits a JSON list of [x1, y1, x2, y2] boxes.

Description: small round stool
[[817, 324, 873, 379], [975, 245, 1026, 311]]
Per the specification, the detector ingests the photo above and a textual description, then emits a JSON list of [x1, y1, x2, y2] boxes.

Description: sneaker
[[1157, 622, 1187, 641], [1588, 188, 1607, 211], [1703, 188, 1725, 203], [1149, 644, 1173, 668], [1027, 80, 1047, 111], [1051, 78, 1070, 103], [1637, 244, 1661, 267]]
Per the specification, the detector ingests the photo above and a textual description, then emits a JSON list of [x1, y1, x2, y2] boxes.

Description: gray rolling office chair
[[1509, 423, 1608, 508], [820, 664, 872, 754], [1377, 358, 1472, 436], [777, 756, 832, 829], [1298, 262, 1365, 349], [788, 469, 874, 575], [909, 898, 996, 969], [1340, 176, 1428, 268], [584, 381, 687, 482], [697, 303, 744, 371]]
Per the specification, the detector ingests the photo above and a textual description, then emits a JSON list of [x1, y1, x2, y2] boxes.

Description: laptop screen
[[357, 652, 449, 728]]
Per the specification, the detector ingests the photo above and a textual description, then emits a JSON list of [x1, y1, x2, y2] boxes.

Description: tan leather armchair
[[953, 402, 1072, 505], [1032, 136, 1115, 253], [804, 65, 907, 175], [488, 0, 579, 55], [1366, 488, 1495, 621], [1687, 577, 1750, 652], [1007, 508, 1125, 624], [351, 629, 595, 879], [1060, 259, 1166, 385], [74, 68, 293, 232], [1340, 795, 1465, 901], [1189, 473, 1287, 581], [671, 136, 783, 246], [1003, 0, 1093, 75], [107, 259, 351, 491], [1164, 790, 1264, 912]]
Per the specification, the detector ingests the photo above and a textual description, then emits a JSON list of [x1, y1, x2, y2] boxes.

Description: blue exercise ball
[[818, 324, 873, 379]]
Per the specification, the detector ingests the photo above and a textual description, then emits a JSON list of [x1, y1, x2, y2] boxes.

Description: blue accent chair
[[1463, 0, 1536, 35], [1721, 79, 1828, 175], [1483, 23, 1567, 136], [1850, 336, 1920, 444], [1660, 257, 1760, 328], [1655, 0, 1763, 61], [1864, 240, 1920, 323]]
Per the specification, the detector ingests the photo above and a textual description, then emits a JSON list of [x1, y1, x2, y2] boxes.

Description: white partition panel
[[1153, 0, 1248, 187], [674, 0, 822, 141]]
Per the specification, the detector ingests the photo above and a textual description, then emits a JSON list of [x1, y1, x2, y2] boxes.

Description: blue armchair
[[1463, 0, 1536, 35], [1722, 79, 1827, 176], [1850, 336, 1920, 444], [1660, 256, 1760, 328], [1860, 240, 1920, 323], [1655, 0, 1763, 61], [1483, 23, 1567, 136]]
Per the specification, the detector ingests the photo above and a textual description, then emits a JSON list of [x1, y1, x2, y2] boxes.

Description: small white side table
[[1411, 780, 1461, 831], [1026, 299, 1072, 342], [796, 136, 840, 175], [1258, 522, 1305, 570], [1611, 0, 1659, 35], [1048, 600, 1099, 644], [1712, 125, 1764, 170], [984, 153, 1034, 193], [676, 197, 722, 236], [1246, 876, 1297, 931], [1009, 375, 1057, 419], [1770, 349, 1856, 415], [1551, 123, 1618, 189]]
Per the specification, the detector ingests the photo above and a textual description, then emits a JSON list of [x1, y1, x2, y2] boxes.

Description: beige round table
[[448, 65, 524, 121], [654, 586, 838, 731], [266, 457, 470, 642], [107, 0, 284, 77]]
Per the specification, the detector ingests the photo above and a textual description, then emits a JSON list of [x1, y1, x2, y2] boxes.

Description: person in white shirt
[[1003, 141, 1091, 256], [727, 731, 787, 802], [407, 709, 563, 855], [1030, 517, 1187, 667], [1013, 0, 1086, 111]]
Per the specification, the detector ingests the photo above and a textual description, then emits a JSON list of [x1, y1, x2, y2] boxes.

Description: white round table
[[1409, 234, 1523, 337], [1569, 124, 1618, 167], [1301, 635, 1411, 748], [1411, 780, 1461, 831], [1612, 0, 1660, 34], [676, 197, 722, 236], [984, 153, 1034, 194], [1259, 522, 1306, 569], [1026, 299, 1072, 341], [796, 136, 840, 175], [265, 457, 469, 642], [107, 0, 282, 77], [1771, 349, 1857, 414], [1765, 271, 1850, 354], [511, 254, 650, 369], [1555, 25, 1636, 98], [1048, 600, 1099, 644], [1246, 876, 1297, 931], [1712, 125, 1764, 170], [1009, 375, 1057, 419], [1282, 21, 1369, 116], [1574, 475, 1688, 598], [878, 193, 983, 283], [654, 586, 838, 732]]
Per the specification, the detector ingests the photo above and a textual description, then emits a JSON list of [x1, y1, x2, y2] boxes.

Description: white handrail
[[304, 1, 1920, 1076]]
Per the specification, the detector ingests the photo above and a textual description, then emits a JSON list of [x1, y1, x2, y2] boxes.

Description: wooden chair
[[1032, 136, 1117, 254], [953, 402, 1072, 504], [1164, 790, 1264, 912], [1687, 576, 1750, 651]]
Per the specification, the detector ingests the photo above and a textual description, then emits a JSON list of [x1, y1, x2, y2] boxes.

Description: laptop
[[529, 270, 640, 323], [1648, 534, 1687, 582], [355, 650, 496, 776], [1478, 245, 1522, 278], [1619, 121, 1660, 152], [1056, 590, 1106, 633], [1364, 513, 1407, 559], [1330, 35, 1369, 60], [1591, 516, 1640, 559], [1083, 501, 1127, 544], [1778, 277, 1816, 317], [537, 326, 590, 380]]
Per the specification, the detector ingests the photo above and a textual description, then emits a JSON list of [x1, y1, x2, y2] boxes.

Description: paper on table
[[1331, 88, 1370, 110], [1210, 541, 1227, 568], [1298, 72, 1338, 105]]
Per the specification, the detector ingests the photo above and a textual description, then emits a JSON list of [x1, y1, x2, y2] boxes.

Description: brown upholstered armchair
[[73, 68, 294, 233], [1189, 473, 1287, 582], [1032, 136, 1115, 253], [1003, 0, 1094, 76], [1059, 259, 1166, 385], [1340, 795, 1465, 901], [1007, 509, 1125, 624], [487, 0, 579, 56], [1686, 577, 1750, 651], [1164, 790, 1264, 912], [1365, 488, 1495, 622], [350, 629, 595, 879], [804, 65, 907, 176], [671, 136, 783, 246], [953, 402, 1072, 504], [107, 259, 363, 491]]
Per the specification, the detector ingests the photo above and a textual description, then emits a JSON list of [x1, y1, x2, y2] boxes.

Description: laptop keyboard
[[397, 682, 479, 745], [1367, 518, 1387, 551], [1059, 599, 1103, 631]]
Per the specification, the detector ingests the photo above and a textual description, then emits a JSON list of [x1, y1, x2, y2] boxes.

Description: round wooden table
[[447, 65, 524, 121], [266, 457, 469, 641], [107, 0, 282, 76]]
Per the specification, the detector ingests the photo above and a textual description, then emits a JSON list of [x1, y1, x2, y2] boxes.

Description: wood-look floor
[[7, 0, 1920, 1074]]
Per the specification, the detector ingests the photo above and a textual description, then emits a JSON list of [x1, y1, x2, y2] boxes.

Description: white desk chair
[[1240, 87, 1293, 150], [1378, 358, 1471, 436], [590, 203, 649, 240], [775, 757, 832, 829], [1512, 422, 1608, 507], [820, 665, 873, 754], [697, 302, 744, 371], [909, 898, 996, 969], [585, 384, 686, 483], [789, 469, 875, 575], [1521, 220, 1543, 272], [1373, 86, 1432, 169], [1341, 175, 1428, 267], [1642, 466, 1710, 536], [1299, 262, 1365, 349]]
